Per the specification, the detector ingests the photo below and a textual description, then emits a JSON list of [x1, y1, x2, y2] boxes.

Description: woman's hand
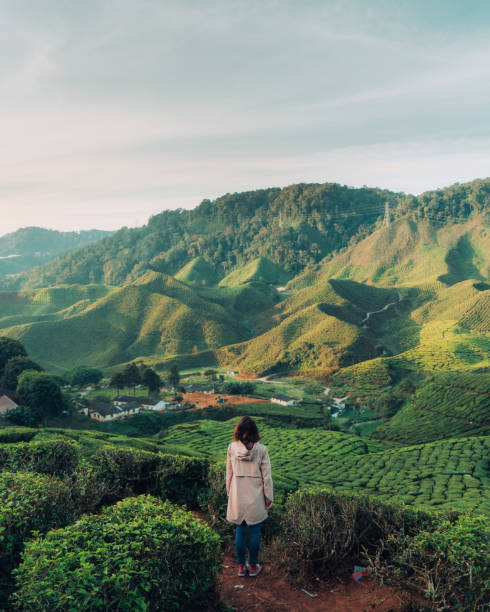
[[265, 497, 273, 510]]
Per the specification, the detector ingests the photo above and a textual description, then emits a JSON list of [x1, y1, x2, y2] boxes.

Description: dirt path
[[219, 553, 418, 611]]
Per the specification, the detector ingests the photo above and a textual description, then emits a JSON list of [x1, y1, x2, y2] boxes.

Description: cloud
[[1, 0, 490, 234]]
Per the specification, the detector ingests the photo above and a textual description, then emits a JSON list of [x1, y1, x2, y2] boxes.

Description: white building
[[270, 394, 299, 406]]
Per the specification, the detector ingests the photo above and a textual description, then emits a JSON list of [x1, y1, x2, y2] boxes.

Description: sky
[[1, 0, 490, 236]]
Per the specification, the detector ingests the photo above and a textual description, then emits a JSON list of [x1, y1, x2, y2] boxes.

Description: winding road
[[361, 290, 403, 326]]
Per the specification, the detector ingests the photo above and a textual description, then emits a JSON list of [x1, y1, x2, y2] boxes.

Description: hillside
[[0, 227, 112, 277], [160, 417, 490, 515]]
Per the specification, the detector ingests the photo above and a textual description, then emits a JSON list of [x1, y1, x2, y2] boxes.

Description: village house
[[152, 400, 171, 411], [0, 394, 18, 415], [270, 394, 299, 406], [87, 401, 126, 421]]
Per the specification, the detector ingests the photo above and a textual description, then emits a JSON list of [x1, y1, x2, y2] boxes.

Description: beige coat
[[226, 440, 273, 525]]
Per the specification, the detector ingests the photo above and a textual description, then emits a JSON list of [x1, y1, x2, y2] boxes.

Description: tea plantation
[[159, 417, 490, 515]]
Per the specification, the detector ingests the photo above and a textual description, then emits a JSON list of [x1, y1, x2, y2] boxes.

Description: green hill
[[175, 257, 220, 286], [2, 273, 248, 370], [0, 227, 112, 277], [290, 215, 489, 289], [219, 257, 289, 287]]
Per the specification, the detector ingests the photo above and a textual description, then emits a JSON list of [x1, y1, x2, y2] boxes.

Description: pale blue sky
[[1, 0, 490, 234]]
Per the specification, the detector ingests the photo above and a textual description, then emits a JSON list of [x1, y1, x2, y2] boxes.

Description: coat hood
[[236, 440, 256, 461]]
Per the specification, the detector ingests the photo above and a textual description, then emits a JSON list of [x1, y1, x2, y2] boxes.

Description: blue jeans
[[235, 520, 262, 565]]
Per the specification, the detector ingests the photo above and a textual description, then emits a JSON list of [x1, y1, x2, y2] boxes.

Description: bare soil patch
[[219, 552, 420, 612], [183, 392, 268, 407]]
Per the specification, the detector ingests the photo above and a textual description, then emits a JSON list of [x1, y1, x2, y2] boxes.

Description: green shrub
[[0, 427, 37, 443], [88, 445, 164, 506], [0, 440, 80, 476], [383, 514, 489, 611], [11, 495, 222, 612], [157, 453, 209, 508], [85, 447, 209, 509], [277, 487, 439, 580], [0, 471, 75, 606], [198, 462, 228, 537]]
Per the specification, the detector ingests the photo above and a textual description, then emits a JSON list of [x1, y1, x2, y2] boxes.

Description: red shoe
[[237, 563, 249, 577], [249, 563, 262, 576]]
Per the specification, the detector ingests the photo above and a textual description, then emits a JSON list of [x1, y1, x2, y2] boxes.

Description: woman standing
[[226, 416, 273, 577]]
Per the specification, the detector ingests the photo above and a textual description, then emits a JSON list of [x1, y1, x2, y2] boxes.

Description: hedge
[[11, 495, 222, 611], [0, 427, 37, 444], [277, 488, 440, 578], [0, 471, 75, 607], [380, 514, 490, 611], [0, 440, 80, 476], [277, 488, 489, 611]]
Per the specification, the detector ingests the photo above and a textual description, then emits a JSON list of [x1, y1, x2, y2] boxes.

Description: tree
[[68, 366, 104, 387], [1, 356, 42, 391], [6, 405, 41, 427], [122, 362, 141, 394], [110, 372, 126, 393], [141, 367, 161, 394], [16, 370, 65, 421], [0, 337, 27, 376], [168, 365, 180, 390]]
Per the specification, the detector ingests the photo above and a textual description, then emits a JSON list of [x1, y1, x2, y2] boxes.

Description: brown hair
[[233, 416, 260, 443]]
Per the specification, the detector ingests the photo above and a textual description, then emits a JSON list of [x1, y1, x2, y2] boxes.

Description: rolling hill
[[0, 177, 487, 384], [0, 227, 112, 277]]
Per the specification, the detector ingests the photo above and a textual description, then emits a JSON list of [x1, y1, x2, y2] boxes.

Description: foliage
[[66, 366, 103, 387], [374, 372, 490, 444], [140, 365, 161, 393], [168, 364, 180, 389], [376, 514, 489, 611], [122, 362, 141, 391], [0, 337, 27, 375], [276, 487, 438, 579], [11, 495, 222, 612], [0, 427, 37, 443], [219, 381, 255, 395], [16, 370, 66, 419], [160, 418, 490, 515], [76, 446, 209, 510], [0, 471, 75, 606], [5, 406, 41, 427], [0, 440, 80, 476], [1, 356, 42, 391]]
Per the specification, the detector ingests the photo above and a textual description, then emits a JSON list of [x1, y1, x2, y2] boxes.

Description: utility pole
[[383, 201, 390, 228]]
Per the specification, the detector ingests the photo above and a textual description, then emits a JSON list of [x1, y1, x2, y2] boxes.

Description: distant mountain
[[0, 178, 487, 385], [4, 179, 489, 291], [0, 227, 114, 277]]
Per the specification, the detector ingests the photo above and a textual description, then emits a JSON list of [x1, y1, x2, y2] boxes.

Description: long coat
[[226, 440, 274, 525]]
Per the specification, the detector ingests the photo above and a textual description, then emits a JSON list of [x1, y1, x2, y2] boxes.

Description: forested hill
[[0, 227, 113, 278], [5, 178, 490, 289]]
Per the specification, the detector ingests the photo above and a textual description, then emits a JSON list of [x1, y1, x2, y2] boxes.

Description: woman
[[226, 416, 273, 577]]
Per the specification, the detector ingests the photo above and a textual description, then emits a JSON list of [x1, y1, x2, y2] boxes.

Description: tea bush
[[0, 439, 80, 476], [11, 495, 222, 612], [87, 445, 164, 506], [85, 446, 209, 509], [156, 453, 209, 508], [277, 487, 439, 580], [0, 471, 75, 606], [378, 514, 489, 611], [0, 427, 37, 443]]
